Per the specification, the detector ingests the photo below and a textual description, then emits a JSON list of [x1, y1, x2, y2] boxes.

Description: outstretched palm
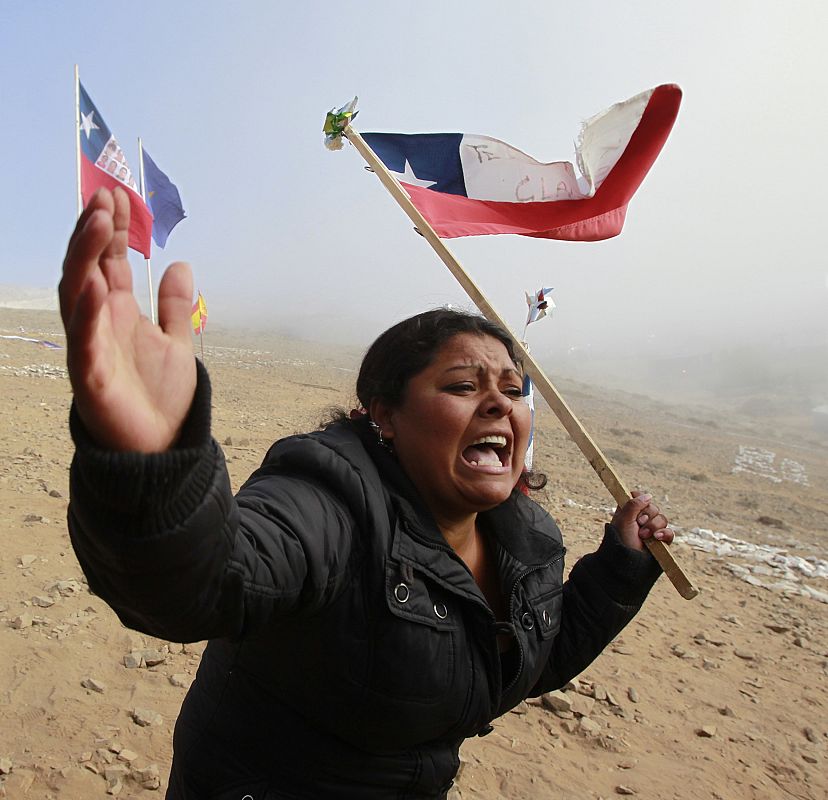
[[59, 188, 197, 452]]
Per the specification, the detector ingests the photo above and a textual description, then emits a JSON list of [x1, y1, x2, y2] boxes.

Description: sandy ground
[[0, 308, 825, 799]]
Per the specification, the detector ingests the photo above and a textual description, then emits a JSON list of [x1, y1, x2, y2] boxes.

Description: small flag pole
[[137, 138, 157, 324], [74, 65, 83, 219], [343, 123, 697, 600], [199, 326, 204, 361]]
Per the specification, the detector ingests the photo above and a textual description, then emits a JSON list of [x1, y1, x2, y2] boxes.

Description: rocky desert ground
[[0, 306, 825, 799]]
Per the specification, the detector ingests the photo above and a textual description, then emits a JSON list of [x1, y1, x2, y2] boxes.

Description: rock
[[765, 622, 791, 633], [721, 614, 743, 626], [81, 677, 106, 693], [627, 687, 639, 704], [793, 637, 806, 648], [593, 684, 608, 702], [49, 488, 62, 498], [11, 613, 33, 629], [802, 753, 818, 764], [132, 763, 161, 790], [615, 786, 637, 795], [803, 727, 819, 744], [734, 649, 756, 660], [560, 719, 580, 734], [140, 648, 166, 667], [116, 749, 139, 763], [169, 673, 192, 688], [31, 595, 54, 608], [24, 513, 47, 523], [123, 652, 145, 669], [702, 658, 720, 670], [579, 717, 601, 736], [0, 757, 12, 774], [570, 693, 596, 718], [719, 706, 736, 717], [510, 701, 529, 715], [696, 725, 717, 737], [223, 435, 233, 446], [18, 554, 37, 567], [131, 708, 162, 727], [167, 642, 184, 654], [605, 690, 621, 707], [617, 759, 637, 770], [542, 690, 572, 713]]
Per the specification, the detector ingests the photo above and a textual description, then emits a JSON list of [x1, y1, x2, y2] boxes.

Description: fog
[[2, 2, 826, 411]]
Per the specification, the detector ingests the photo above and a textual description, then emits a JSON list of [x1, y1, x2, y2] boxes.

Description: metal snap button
[[520, 611, 534, 630], [433, 602, 448, 619], [542, 609, 551, 627], [394, 583, 410, 603]]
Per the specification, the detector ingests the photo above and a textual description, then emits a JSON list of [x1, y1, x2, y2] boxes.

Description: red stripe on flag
[[80, 157, 154, 258], [403, 84, 682, 241]]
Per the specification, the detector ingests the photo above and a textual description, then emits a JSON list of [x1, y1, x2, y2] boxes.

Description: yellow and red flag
[[191, 291, 207, 335]]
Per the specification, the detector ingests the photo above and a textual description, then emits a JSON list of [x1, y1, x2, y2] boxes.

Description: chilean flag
[[362, 84, 681, 241], [78, 83, 153, 257]]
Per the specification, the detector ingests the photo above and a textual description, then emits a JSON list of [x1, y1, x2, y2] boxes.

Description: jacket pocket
[[361, 559, 459, 703], [529, 586, 564, 640]]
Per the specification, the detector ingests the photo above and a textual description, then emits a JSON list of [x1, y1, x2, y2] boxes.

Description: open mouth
[[462, 435, 511, 470]]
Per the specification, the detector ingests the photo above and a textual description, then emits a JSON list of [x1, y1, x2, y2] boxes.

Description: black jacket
[[68, 363, 661, 799]]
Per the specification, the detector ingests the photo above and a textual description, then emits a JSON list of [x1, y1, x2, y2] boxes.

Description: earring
[[368, 420, 392, 451]]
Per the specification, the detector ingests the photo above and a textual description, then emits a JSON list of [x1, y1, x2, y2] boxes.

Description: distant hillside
[[0, 284, 58, 310]]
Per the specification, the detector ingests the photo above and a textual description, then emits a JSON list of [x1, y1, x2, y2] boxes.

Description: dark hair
[[351, 308, 547, 491], [356, 307, 519, 410]]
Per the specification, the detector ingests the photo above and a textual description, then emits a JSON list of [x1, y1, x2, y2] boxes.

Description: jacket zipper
[[502, 550, 566, 696]]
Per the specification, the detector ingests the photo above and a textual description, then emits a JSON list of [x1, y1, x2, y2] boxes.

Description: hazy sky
[[2, 1, 826, 365]]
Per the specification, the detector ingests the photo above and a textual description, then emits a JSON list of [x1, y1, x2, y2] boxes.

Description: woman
[[60, 188, 673, 799]]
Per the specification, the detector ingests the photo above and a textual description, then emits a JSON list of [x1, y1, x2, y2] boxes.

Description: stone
[[802, 753, 818, 764], [542, 690, 572, 713], [605, 690, 621, 707], [615, 786, 637, 795], [627, 687, 639, 704], [24, 513, 47, 523], [696, 725, 717, 737], [140, 648, 166, 667], [81, 677, 106, 693], [132, 763, 161, 790], [764, 622, 791, 633], [579, 717, 601, 736], [803, 727, 819, 744], [721, 614, 743, 626], [0, 757, 12, 774], [719, 706, 736, 717], [116, 749, 139, 763], [49, 488, 62, 498], [11, 613, 33, 630], [593, 684, 608, 702], [617, 759, 637, 770], [131, 708, 162, 727], [734, 649, 756, 660], [169, 673, 191, 688], [18, 554, 37, 567], [510, 701, 529, 715], [570, 693, 596, 718], [123, 652, 145, 669], [560, 719, 580, 734], [31, 595, 54, 608]]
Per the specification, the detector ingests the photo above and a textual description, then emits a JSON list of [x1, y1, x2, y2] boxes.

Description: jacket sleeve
[[532, 524, 662, 693], [68, 361, 360, 643]]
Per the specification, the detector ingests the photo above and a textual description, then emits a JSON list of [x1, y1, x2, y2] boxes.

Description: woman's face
[[371, 333, 531, 526]]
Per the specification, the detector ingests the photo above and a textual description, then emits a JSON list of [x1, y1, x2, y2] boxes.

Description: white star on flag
[[391, 159, 437, 189], [80, 110, 99, 138]]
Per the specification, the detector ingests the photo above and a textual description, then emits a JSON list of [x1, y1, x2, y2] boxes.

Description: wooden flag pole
[[344, 124, 698, 600]]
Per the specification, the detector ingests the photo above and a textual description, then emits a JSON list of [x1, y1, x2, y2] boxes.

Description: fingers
[[60, 189, 116, 330], [615, 491, 673, 543], [98, 187, 133, 294], [157, 262, 194, 342]]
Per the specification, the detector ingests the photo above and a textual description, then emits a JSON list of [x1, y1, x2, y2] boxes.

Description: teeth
[[470, 435, 507, 448]]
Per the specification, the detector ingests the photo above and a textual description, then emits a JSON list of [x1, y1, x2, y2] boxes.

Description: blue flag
[[141, 146, 186, 248]]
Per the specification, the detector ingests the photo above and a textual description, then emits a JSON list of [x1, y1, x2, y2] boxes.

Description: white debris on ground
[[0, 363, 68, 379], [682, 527, 828, 603], [732, 446, 810, 487]]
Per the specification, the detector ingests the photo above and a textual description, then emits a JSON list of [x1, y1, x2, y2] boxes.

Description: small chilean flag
[[362, 84, 681, 241], [78, 83, 153, 257]]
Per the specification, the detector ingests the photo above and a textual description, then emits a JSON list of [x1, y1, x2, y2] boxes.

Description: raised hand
[[611, 490, 675, 551], [59, 187, 197, 452]]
